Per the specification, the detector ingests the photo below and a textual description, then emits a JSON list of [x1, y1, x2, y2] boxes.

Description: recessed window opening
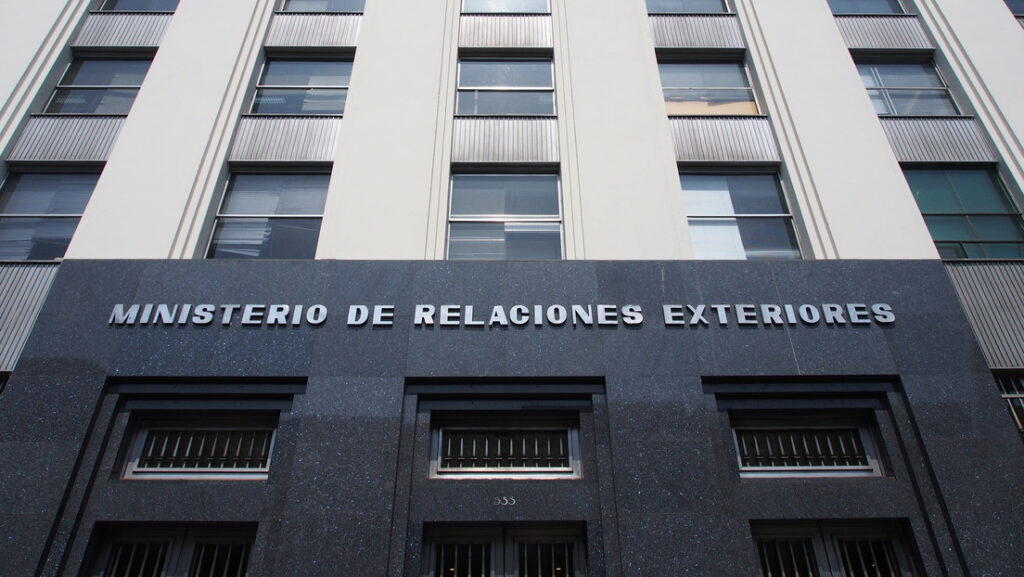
[[0, 173, 98, 261], [827, 0, 904, 14], [995, 373, 1024, 441], [426, 527, 585, 577], [857, 62, 958, 116], [251, 59, 351, 115], [646, 0, 728, 14], [659, 62, 758, 116], [456, 59, 555, 116], [45, 58, 151, 115], [732, 413, 882, 477], [86, 527, 254, 577], [280, 0, 365, 11], [754, 523, 920, 577], [463, 0, 550, 13]]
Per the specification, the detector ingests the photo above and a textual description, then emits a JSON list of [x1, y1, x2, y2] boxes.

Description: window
[[463, 0, 549, 12], [123, 414, 277, 480], [1005, 0, 1024, 15], [447, 174, 562, 260], [659, 62, 757, 115], [754, 523, 919, 577], [431, 413, 580, 478], [732, 413, 882, 476], [681, 173, 801, 260], [45, 58, 151, 114], [86, 527, 254, 577], [857, 62, 958, 116], [251, 59, 351, 115], [280, 0, 365, 11], [646, 0, 728, 13], [456, 59, 555, 116], [995, 374, 1024, 441], [903, 168, 1024, 259], [426, 527, 586, 577], [0, 173, 97, 261], [827, 0, 904, 14], [99, 0, 180, 10], [207, 173, 329, 259]]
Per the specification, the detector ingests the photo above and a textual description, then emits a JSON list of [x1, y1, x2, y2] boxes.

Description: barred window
[[995, 373, 1024, 441], [427, 528, 584, 577], [87, 527, 254, 577], [431, 414, 580, 478], [732, 414, 882, 476], [124, 415, 277, 479], [754, 524, 919, 577]]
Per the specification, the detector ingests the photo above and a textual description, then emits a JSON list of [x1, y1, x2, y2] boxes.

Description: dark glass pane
[[935, 242, 968, 259], [827, 0, 903, 14], [0, 173, 97, 215], [188, 543, 250, 577], [981, 242, 1024, 258], [207, 218, 322, 259], [0, 217, 79, 260], [970, 216, 1024, 241], [905, 169, 961, 213], [451, 175, 559, 217], [756, 539, 819, 577], [874, 63, 946, 88], [456, 90, 554, 115], [948, 170, 1016, 213], [252, 88, 347, 114], [663, 88, 758, 115], [102, 0, 179, 9], [435, 543, 490, 577], [924, 215, 973, 241], [221, 174, 329, 215], [464, 0, 549, 12], [737, 218, 802, 260], [659, 63, 749, 88], [105, 542, 168, 577], [261, 60, 352, 86], [518, 542, 574, 577], [888, 89, 958, 115], [647, 0, 727, 13], [459, 61, 553, 88], [281, 0, 365, 11], [61, 59, 150, 86], [1006, 0, 1024, 14], [449, 223, 561, 260], [46, 88, 138, 114]]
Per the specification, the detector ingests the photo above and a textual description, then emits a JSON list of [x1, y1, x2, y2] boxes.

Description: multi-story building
[[1, 0, 1023, 575]]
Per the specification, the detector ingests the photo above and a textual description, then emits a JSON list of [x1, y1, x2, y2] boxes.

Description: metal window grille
[[132, 429, 274, 475], [756, 538, 819, 577], [104, 542, 169, 577], [517, 541, 574, 577], [438, 429, 571, 472], [835, 538, 904, 577], [188, 542, 251, 577], [995, 374, 1024, 439], [735, 427, 872, 472], [435, 543, 491, 577]]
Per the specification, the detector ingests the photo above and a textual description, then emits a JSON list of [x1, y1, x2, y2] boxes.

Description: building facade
[[0, 1, 1023, 576]]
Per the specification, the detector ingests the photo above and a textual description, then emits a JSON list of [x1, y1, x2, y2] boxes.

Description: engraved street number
[[493, 496, 516, 506]]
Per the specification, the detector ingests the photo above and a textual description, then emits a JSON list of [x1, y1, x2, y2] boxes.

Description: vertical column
[[316, 0, 456, 259], [560, 0, 689, 259], [65, 0, 271, 259], [740, 0, 938, 259]]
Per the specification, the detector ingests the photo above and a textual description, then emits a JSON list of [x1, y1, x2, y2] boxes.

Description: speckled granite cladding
[[1, 260, 1021, 577]]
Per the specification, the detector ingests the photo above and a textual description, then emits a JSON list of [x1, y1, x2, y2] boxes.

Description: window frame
[[429, 412, 581, 479], [994, 373, 1024, 442], [827, 0, 906, 15], [122, 413, 279, 480], [731, 413, 884, 478], [278, 0, 365, 12], [205, 172, 331, 260], [0, 171, 99, 262], [753, 523, 920, 577], [43, 57, 152, 115], [680, 171, 803, 261], [250, 57, 352, 116], [446, 172, 564, 261], [857, 60, 960, 117], [455, 58, 556, 117], [424, 526, 587, 577], [1006, 0, 1024, 16], [903, 167, 1024, 260], [646, 0, 730, 14], [98, 0, 180, 11], [461, 0, 551, 13], [658, 60, 760, 117]]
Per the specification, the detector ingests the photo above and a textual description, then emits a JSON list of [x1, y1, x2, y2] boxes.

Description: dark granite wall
[[1, 260, 1020, 576]]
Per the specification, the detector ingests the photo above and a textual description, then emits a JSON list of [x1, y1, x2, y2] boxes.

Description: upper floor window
[[426, 527, 586, 577], [45, 58, 151, 114], [99, 0, 180, 10], [251, 59, 351, 115], [0, 173, 97, 261], [647, 0, 728, 14], [659, 62, 757, 116], [456, 59, 555, 116], [903, 168, 1024, 259], [827, 0, 904, 14], [681, 173, 801, 260], [857, 62, 958, 116], [207, 173, 329, 259], [447, 174, 562, 260], [755, 523, 920, 577], [280, 0, 365, 11], [995, 373, 1024, 442], [463, 0, 549, 13], [1005, 0, 1024, 15]]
